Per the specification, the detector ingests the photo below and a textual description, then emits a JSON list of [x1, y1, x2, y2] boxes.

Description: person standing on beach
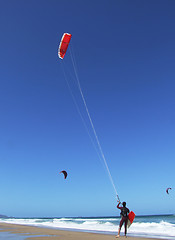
[[116, 201, 130, 238]]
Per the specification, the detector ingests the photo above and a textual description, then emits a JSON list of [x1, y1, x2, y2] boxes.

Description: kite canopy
[[60, 170, 68, 179], [166, 187, 172, 194], [58, 33, 72, 59]]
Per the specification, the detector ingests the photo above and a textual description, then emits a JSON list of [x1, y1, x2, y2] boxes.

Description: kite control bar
[[116, 194, 120, 202]]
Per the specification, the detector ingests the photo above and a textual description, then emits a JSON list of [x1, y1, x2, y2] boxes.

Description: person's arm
[[117, 202, 122, 209]]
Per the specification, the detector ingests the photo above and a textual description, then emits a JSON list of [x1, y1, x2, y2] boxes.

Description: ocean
[[0, 215, 175, 239]]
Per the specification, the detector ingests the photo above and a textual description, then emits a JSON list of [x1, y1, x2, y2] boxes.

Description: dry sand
[[0, 222, 166, 240]]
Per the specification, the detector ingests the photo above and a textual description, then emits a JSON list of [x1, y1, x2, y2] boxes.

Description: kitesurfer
[[116, 201, 130, 238]]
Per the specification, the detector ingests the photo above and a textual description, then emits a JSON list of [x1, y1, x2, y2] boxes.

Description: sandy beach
[[0, 222, 167, 240]]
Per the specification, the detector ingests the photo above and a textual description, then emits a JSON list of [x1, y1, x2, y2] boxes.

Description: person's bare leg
[[116, 228, 121, 238]]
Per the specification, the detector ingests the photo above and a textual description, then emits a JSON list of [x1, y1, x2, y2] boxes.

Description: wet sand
[[0, 222, 167, 240]]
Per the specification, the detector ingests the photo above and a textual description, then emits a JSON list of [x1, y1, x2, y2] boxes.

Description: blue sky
[[0, 0, 175, 217]]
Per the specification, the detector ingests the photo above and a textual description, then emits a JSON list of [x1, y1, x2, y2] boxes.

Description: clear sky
[[0, 0, 175, 218]]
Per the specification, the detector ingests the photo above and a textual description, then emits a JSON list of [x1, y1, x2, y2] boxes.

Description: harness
[[120, 207, 128, 217]]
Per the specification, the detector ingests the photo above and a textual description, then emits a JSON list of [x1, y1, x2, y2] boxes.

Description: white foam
[[130, 221, 175, 238], [1, 218, 175, 239]]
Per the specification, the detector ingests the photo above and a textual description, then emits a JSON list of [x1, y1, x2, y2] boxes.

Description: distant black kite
[[60, 170, 68, 179]]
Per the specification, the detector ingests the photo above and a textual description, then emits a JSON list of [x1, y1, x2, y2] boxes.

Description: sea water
[[0, 231, 26, 240], [0, 215, 175, 239]]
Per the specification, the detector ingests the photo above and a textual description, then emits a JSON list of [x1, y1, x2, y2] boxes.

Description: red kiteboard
[[127, 211, 135, 228]]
